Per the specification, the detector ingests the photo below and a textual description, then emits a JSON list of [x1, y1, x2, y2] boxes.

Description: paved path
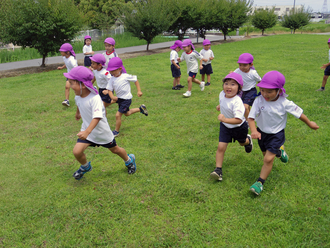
[[0, 35, 244, 72]]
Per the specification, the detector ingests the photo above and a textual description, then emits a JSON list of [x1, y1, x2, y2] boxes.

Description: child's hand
[[102, 90, 108, 95], [57, 66, 63, 70], [309, 121, 319, 130], [216, 105, 220, 111], [202, 58, 208, 62], [251, 130, 261, 140], [229, 71, 234, 73], [210, 57, 214, 61], [199, 65, 203, 70], [177, 58, 181, 62], [77, 131, 89, 140], [176, 65, 180, 69], [218, 114, 226, 122], [111, 96, 118, 102], [75, 113, 81, 121], [91, 51, 95, 55], [321, 64, 327, 69], [137, 91, 143, 97]]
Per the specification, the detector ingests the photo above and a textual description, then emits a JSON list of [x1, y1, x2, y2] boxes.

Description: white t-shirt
[[93, 68, 111, 89], [102, 51, 118, 68], [180, 50, 203, 74], [75, 93, 114, 144], [83, 45, 93, 56], [219, 91, 246, 128], [200, 49, 214, 65], [170, 50, 179, 64], [63, 56, 77, 73], [248, 95, 303, 134], [106, 73, 137, 100], [328, 49, 330, 62], [234, 68, 261, 91]]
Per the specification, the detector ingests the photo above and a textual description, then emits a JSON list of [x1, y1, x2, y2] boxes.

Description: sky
[[251, 0, 326, 12]]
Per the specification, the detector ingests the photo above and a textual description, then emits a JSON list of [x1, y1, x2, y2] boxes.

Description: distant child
[[90, 54, 114, 112], [200, 39, 214, 86], [317, 38, 330, 91], [106, 57, 148, 137], [177, 39, 205, 97], [248, 71, 319, 195], [57, 43, 78, 107], [170, 40, 184, 90], [233, 53, 261, 119], [83, 35, 94, 67], [63, 66, 137, 180], [210, 72, 253, 181]]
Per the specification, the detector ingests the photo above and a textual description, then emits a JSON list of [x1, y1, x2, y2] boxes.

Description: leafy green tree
[[0, 0, 82, 67], [281, 8, 311, 34], [251, 8, 277, 35]]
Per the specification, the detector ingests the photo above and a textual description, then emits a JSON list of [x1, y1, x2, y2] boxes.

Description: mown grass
[[0, 34, 329, 247]]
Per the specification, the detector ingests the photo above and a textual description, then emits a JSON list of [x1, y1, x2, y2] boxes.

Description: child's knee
[[73, 146, 82, 157]]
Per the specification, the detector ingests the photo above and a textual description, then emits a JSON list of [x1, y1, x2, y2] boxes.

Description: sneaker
[[183, 91, 191, 97], [244, 134, 253, 153], [125, 154, 136, 174], [113, 130, 120, 137], [210, 170, 222, 181], [73, 162, 92, 180], [172, 86, 180, 90], [250, 181, 263, 195], [177, 84, 185, 88], [139, 104, 148, 116], [316, 88, 325, 91], [62, 99, 70, 107], [205, 82, 211, 86], [200, 81, 205, 91], [277, 145, 289, 163]]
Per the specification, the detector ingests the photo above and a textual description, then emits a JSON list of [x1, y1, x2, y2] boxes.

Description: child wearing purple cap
[[170, 40, 184, 90], [210, 72, 253, 181], [83, 35, 94, 67], [57, 43, 78, 107], [248, 71, 319, 195], [177, 39, 205, 97], [106, 57, 148, 137], [233, 53, 261, 119], [200, 39, 214, 86], [102, 37, 118, 68], [316, 38, 330, 91], [64, 66, 137, 180]]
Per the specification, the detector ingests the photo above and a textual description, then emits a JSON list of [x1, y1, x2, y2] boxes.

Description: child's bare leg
[[65, 80, 70, 100], [215, 142, 228, 168], [244, 104, 250, 120], [192, 77, 201, 85], [187, 76, 193, 91], [259, 151, 276, 180], [109, 145, 129, 161], [115, 111, 123, 132], [239, 137, 250, 146], [176, 76, 181, 86], [73, 142, 90, 164], [173, 78, 177, 87], [207, 74, 211, 83], [201, 74, 205, 82], [322, 75, 329, 87], [124, 108, 140, 116]]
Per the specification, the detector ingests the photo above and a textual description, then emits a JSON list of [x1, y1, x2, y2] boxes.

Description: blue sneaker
[[73, 162, 92, 180], [125, 154, 136, 174], [113, 130, 119, 137], [139, 104, 148, 116]]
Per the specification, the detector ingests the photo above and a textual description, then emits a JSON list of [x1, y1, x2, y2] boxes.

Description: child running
[[234, 53, 261, 119], [316, 38, 330, 91], [210, 72, 253, 181], [63, 66, 137, 180], [57, 43, 78, 107], [177, 39, 205, 97], [200, 39, 214, 86], [248, 71, 319, 195], [83, 35, 94, 67], [170, 40, 184, 90], [106, 57, 148, 137]]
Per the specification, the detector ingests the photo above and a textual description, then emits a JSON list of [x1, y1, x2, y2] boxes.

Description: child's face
[[60, 51, 70, 58], [85, 39, 92, 46], [259, 87, 280, 101], [105, 43, 115, 53], [110, 68, 122, 77], [203, 44, 211, 50], [239, 63, 252, 73], [175, 47, 181, 52], [183, 46, 191, 53], [328, 42, 330, 48], [91, 61, 102, 71], [69, 79, 82, 95], [223, 79, 239, 98]]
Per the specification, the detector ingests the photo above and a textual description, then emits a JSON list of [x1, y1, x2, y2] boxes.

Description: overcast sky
[[251, 0, 326, 12]]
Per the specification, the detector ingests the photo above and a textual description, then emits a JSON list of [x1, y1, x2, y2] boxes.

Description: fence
[[74, 25, 125, 41]]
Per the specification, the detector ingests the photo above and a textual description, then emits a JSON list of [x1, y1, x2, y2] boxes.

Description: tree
[[281, 8, 311, 34], [0, 0, 83, 67], [251, 8, 277, 35], [120, 0, 175, 50]]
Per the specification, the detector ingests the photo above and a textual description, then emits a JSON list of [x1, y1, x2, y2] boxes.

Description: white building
[[251, 5, 304, 19]]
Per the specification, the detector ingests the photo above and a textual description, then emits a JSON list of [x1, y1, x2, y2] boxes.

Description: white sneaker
[[200, 81, 205, 91], [183, 91, 191, 97]]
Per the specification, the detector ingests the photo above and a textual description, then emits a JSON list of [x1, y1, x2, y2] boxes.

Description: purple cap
[[170, 40, 182, 50], [222, 72, 243, 87], [257, 71, 286, 95], [203, 39, 211, 46], [63, 66, 98, 95], [84, 35, 91, 40], [182, 39, 195, 50], [59, 43, 76, 57], [104, 37, 115, 45], [107, 57, 124, 71], [328, 38, 330, 43], [90, 54, 106, 66], [237, 53, 254, 64]]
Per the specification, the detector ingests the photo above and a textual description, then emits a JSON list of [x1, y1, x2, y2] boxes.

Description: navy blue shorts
[[99, 88, 112, 103], [257, 128, 285, 154], [77, 138, 117, 148], [188, 71, 197, 78], [171, 63, 181, 78], [324, 65, 330, 76], [241, 87, 257, 106], [117, 98, 132, 114], [219, 121, 248, 143], [200, 64, 213, 75], [84, 56, 92, 67]]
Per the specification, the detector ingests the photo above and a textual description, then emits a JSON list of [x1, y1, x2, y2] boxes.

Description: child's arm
[[218, 114, 242, 124], [321, 62, 330, 69], [108, 90, 118, 102], [299, 114, 319, 130], [91, 76, 96, 84], [135, 80, 143, 97], [75, 107, 81, 121], [248, 118, 261, 140], [77, 118, 101, 140], [216, 104, 220, 111], [57, 64, 66, 70], [199, 59, 204, 70], [171, 59, 180, 69]]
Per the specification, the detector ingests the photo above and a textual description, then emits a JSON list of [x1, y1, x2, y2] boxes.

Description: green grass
[[0, 34, 329, 247]]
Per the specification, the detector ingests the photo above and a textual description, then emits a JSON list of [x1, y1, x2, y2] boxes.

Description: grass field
[[0, 34, 329, 247]]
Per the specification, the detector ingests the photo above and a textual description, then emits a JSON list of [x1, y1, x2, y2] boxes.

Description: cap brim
[[63, 72, 76, 80], [256, 82, 276, 88]]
